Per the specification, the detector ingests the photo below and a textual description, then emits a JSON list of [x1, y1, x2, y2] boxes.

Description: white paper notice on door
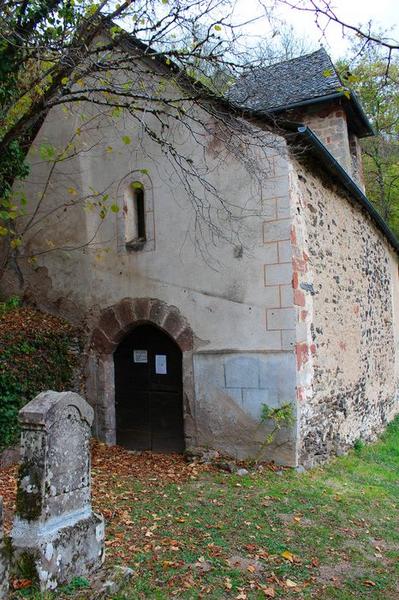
[[133, 349, 148, 363], [155, 354, 167, 374]]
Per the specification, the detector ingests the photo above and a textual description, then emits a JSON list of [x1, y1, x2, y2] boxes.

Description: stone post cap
[[19, 391, 94, 429]]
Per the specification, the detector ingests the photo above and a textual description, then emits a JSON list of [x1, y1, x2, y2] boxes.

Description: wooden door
[[114, 324, 184, 452]]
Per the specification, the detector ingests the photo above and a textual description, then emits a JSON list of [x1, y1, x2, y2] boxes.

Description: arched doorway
[[114, 323, 184, 452]]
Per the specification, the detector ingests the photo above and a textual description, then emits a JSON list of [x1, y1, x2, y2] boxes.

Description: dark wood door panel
[[114, 323, 184, 453]]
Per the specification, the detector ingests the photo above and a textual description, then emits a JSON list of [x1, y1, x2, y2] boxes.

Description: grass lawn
[[2, 417, 399, 599]]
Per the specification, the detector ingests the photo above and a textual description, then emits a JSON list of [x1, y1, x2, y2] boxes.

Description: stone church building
[[6, 44, 399, 468]]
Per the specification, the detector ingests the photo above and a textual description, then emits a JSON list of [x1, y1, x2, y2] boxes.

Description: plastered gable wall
[[290, 157, 399, 467], [7, 62, 298, 463]]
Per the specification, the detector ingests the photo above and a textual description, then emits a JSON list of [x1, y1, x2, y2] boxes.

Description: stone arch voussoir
[[90, 298, 194, 354]]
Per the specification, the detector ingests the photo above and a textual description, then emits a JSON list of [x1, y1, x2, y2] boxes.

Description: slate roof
[[229, 48, 343, 111]]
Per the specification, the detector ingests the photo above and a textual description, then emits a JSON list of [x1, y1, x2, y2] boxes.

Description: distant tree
[[337, 48, 399, 237], [244, 21, 316, 66]]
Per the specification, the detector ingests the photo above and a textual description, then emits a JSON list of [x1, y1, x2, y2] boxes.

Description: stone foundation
[[12, 510, 104, 590], [0, 498, 9, 599]]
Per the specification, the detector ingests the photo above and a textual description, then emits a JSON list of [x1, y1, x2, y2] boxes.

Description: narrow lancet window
[[125, 182, 146, 249]]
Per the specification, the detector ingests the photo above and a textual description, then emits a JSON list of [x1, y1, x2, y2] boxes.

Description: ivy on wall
[[0, 298, 79, 450]]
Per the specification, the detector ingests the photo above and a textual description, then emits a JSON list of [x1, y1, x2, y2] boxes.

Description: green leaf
[[61, 77, 69, 85], [10, 238, 22, 249], [323, 69, 333, 77], [214, 24, 222, 31], [139, 168, 149, 175], [39, 144, 56, 161], [110, 204, 119, 213], [121, 135, 131, 145], [131, 182, 143, 189]]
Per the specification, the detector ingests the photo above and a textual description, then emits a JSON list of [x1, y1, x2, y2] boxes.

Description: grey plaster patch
[[193, 352, 297, 465], [224, 356, 259, 389], [11, 391, 105, 591]]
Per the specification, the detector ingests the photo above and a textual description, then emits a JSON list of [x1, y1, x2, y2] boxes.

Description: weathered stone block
[[91, 328, 115, 354], [263, 242, 278, 264], [224, 356, 259, 389], [280, 284, 293, 308], [176, 326, 193, 351], [149, 299, 168, 327], [277, 240, 292, 263], [264, 285, 280, 308], [114, 298, 136, 330], [98, 308, 121, 341], [11, 511, 104, 591], [163, 307, 185, 338], [264, 263, 292, 286], [267, 307, 296, 330], [263, 330, 282, 350], [281, 329, 296, 350], [242, 389, 269, 419], [11, 391, 105, 591], [0, 497, 9, 599], [263, 219, 291, 243]]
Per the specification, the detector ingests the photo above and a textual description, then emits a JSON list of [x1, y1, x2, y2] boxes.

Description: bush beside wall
[[0, 299, 79, 449]]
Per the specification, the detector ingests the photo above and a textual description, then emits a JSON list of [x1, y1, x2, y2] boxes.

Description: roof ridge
[[254, 47, 330, 70]]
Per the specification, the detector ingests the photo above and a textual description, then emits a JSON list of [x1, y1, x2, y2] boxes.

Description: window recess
[[125, 182, 146, 250]]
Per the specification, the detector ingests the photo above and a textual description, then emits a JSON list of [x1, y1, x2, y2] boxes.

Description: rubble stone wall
[[290, 158, 399, 467]]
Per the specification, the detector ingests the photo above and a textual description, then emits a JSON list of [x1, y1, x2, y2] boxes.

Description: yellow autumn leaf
[[10, 238, 22, 249], [285, 579, 298, 588], [281, 550, 294, 562], [67, 187, 77, 195]]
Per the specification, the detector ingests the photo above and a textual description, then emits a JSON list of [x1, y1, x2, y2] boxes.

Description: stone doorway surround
[[85, 298, 196, 448]]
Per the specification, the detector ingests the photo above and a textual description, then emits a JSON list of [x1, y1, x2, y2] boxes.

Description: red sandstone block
[[176, 326, 193, 352], [292, 271, 299, 289], [294, 289, 306, 307], [296, 386, 306, 402], [292, 257, 307, 272], [295, 342, 309, 370]]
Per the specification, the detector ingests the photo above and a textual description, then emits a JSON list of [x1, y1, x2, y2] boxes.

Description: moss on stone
[[15, 460, 42, 521], [15, 550, 39, 583], [1, 534, 13, 562]]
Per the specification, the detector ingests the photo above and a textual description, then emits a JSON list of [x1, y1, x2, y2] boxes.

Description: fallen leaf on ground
[[12, 579, 32, 590], [260, 586, 275, 597], [281, 550, 294, 563]]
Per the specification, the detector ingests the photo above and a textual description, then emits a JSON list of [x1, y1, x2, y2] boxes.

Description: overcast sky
[[234, 0, 399, 60]]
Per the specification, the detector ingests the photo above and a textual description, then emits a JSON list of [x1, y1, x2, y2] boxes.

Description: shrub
[[0, 299, 79, 450]]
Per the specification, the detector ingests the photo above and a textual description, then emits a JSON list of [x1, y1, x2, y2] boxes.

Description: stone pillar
[[11, 391, 105, 591], [0, 497, 9, 599]]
